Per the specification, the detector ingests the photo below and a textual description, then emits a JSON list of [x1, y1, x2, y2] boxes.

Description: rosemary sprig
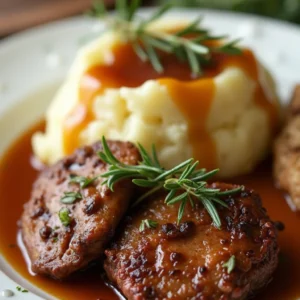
[[223, 255, 236, 274], [99, 136, 243, 228], [88, 0, 242, 76]]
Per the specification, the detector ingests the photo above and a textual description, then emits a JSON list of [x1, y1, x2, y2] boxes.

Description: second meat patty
[[21, 140, 140, 280], [105, 183, 279, 300]]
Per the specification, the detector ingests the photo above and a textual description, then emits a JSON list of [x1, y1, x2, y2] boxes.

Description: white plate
[[0, 8, 300, 300]]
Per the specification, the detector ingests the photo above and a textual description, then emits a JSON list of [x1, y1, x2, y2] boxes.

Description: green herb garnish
[[88, 0, 241, 76], [69, 174, 98, 188], [99, 136, 243, 228], [59, 207, 72, 226], [60, 191, 82, 204], [16, 286, 28, 293], [139, 219, 158, 232], [223, 255, 236, 274]]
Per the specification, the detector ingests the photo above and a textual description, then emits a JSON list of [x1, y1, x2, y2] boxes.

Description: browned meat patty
[[274, 85, 300, 209], [21, 140, 140, 280], [104, 183, 279, 300]]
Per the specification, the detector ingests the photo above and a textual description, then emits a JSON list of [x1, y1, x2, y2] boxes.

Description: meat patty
[[21, 140, 140, 279], [104, 183, 279, 300], [274, 85, 300, 209]]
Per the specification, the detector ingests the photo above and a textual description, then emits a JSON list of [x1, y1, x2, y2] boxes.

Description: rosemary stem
[[132, 184, 164, 208]]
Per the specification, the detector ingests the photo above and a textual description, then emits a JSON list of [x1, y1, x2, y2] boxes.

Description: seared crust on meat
[[21, 141, 140, 279], [104, 183, 279, 300], [274, 85, 300, 209]]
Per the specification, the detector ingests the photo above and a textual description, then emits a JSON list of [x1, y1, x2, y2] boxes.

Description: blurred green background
[[158, 0, 300, 24]]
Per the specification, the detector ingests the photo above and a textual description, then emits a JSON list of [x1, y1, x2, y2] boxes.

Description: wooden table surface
[[0, 0, 115, 36]]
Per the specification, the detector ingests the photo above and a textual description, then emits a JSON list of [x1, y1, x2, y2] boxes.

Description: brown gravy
[[0, 122, 117, 300], [63, 42, 279, 171], [0, 121, 300, 299]]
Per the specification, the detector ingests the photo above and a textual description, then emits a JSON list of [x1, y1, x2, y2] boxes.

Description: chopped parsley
[[59, 207, 72, 226], [16, 286, 28, 293], [60, 191, 82, 204], [223, 255, 236, 274], [139, 219, 158, 232], [69, 174, 98, 188]]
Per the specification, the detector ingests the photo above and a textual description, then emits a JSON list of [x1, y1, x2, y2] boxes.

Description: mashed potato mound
[[33, 22, 281, 178]]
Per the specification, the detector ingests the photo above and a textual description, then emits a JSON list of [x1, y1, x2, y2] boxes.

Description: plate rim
[[1, 7, 300, 49]]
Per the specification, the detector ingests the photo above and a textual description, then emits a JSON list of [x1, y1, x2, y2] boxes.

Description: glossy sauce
[[0, 122, 117, 300], [63, 43, 279, 170], [0, 122, 300, 299]]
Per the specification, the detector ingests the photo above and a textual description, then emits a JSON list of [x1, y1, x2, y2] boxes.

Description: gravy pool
[[0, 121, 299, 300]]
